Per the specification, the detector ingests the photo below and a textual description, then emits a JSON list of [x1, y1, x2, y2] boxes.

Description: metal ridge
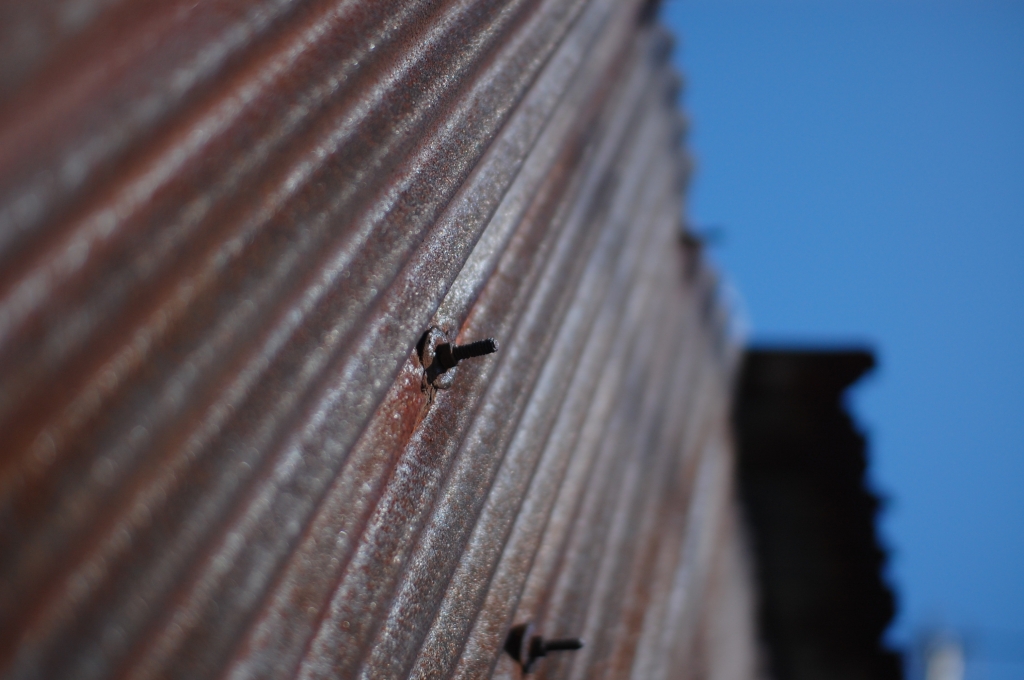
[[449, 151, 685, 680]]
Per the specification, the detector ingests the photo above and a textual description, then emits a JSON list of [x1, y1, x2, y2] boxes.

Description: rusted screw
[[536, 638, 585, 653], [504, 622, 584, 674], [435, 338, 499, 371], [418, 328, 499, 393]]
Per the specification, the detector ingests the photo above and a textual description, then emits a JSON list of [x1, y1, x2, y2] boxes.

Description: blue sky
[[660, 1, 1024, 677]]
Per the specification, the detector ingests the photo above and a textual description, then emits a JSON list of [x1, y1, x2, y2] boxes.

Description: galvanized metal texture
[[0, 0, 754, 678]]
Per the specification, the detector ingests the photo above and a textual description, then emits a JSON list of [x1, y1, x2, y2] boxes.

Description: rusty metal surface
[[0, 0, 752, 678]]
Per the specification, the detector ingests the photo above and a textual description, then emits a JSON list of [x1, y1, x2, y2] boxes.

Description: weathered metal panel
[[0, 0, 753, 678]]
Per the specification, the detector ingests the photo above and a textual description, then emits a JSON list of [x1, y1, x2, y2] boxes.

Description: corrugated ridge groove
[[552, 193, 696, 680], [491, 268, 689, 678], [374, 61, 672, 680], [504, 209, 680, 630], [0, 0, 414, 457], [360, 38, 679, 675], [489, 286, 685, 680], [419, 42, 674, 673], [0, 1, 606, 680], [0, 0, 536, 501], [0, 0, 560, 577], [561, 244, 707, 680], [215, 10, 642, 678], [448, 66, 688, 671], [211, 5, 638, 680], [0, 0, 473, 445], [225, 17, 655, 680], [537, 236, 687, 680], [570, 286, 705, 680], [593, 261, 737, 680], [293, 149, 569, 678], [0, 0, 528, 614], [431, 0, 638, 332], [4, 0, 552, 630], [625, 361, 721, 680], [499, 21, 675, 602], [451, 186, 681, 680], [598, 325, 711, 680], [675, 431, 736, 678], [0, 0, 133, 98], [356, 22, 665, 679], [644, 411, 732, 680], [294, 119, 578, 679], [687, 472, 744, 680], [435, 135, 683, 680], [113, 1, 622, 680], [629, 327, 732, 680], [291, 33, 662, 678], [495, 264, 671, 680], [0, 0, 314, 259]]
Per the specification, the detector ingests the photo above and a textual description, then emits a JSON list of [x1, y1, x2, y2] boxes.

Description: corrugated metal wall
[[0, 1, 757, 678]]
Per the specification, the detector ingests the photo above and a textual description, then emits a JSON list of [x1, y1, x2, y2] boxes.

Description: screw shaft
[[542, 638, 584, 653], [452, 338, 498, 362]]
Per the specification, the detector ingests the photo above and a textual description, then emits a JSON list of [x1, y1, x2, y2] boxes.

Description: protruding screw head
[[417, 327, 499, 392], [504, 622, 584, 674]]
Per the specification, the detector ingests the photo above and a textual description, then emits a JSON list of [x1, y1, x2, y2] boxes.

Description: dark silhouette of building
[[735, 348, 902, 680]]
